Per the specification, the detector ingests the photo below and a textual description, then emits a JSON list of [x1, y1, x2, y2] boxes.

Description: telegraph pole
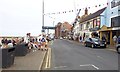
[[42, 0, 45, 33]]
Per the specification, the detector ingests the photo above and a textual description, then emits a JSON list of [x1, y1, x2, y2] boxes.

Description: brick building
[[55, 22, 72, 38]]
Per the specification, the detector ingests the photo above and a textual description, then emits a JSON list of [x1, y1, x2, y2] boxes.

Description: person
[[79, 36, 82, 42], [102, 35, 106, 42], [37, 34, 43, 50], [11, 38, 16, 46], [41, 35, 48, 51], [24, 33, 31, 52], [1, 38, 8, 48], [117, 35, 120, 44], [113, 35, 117, 45], [24, 33, 31, 43], [46, 36, 50, 43]]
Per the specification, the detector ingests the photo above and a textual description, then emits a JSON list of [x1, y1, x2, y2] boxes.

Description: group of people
[[24, 33, 52, 52], [113, 35, 120, 45], [0, 33, 53, 52], [0, 37, 24, 48]]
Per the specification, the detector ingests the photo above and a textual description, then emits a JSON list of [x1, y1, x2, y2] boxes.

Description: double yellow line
[[45, 48, 51, 69]]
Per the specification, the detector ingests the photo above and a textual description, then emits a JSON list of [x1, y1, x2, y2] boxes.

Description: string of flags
[[44, 2, 108, 15]]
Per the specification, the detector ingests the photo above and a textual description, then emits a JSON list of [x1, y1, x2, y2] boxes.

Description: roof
[[80, 7, 106, 23]]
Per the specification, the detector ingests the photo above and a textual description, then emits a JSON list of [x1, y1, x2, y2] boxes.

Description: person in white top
[[37, 34, 42, 43], [24, 33, 31, 52], [113, 35, 117, 45], [24, 33, 30, 43]]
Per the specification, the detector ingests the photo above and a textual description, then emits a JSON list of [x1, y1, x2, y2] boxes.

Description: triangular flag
[[107, 3, 109, 5]]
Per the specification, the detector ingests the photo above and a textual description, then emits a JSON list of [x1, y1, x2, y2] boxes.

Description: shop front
[[99, 25, 120, 45]]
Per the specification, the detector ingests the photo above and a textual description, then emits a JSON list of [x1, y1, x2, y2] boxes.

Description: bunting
[[44, 2, 108, 16]]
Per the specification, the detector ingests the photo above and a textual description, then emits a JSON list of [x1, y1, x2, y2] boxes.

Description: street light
[[42, 0, 45, 33]]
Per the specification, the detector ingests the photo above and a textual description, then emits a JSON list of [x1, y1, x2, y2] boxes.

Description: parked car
[[84, 38, 106, 48], [116, 44, 120, 54]]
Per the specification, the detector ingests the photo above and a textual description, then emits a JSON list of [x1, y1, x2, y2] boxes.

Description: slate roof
[[80, 7, 106, 23]]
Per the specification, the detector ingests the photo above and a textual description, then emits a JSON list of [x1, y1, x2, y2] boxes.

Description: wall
[[106, 0, 119, 27]]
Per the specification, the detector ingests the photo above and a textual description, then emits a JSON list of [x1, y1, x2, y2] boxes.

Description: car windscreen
[[92, 38, 99, 42]]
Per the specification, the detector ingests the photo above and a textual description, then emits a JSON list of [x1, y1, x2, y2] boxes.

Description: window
[[111, 0, 120, 8], [93, 19, 97, 28], [111, 16, 120, 27], [86, 22, 90, 29]]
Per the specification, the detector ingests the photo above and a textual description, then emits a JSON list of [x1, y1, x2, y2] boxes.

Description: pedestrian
[[117, 35, 120, 44], [113, 35, 117, 45], [41, 35, 48, 51], [1, 38, 8, 48], [79, 36, 82, 42], [24, 33, 31, 52], [102, 35, 107, 42], [37, 34, 42, 50]]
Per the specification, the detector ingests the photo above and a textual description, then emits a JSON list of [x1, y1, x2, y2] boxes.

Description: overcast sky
[[0, 0, 107, 36]]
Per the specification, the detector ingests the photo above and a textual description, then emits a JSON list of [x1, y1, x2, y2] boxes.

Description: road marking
[[80, 64, 91, 66], [97, 56, 103, 59], [54, 66, 67, 69], [45, 49, 49, 68], [45, 48, 51, 69], [38, 51, 46, 70], [80, 64, 99, 70], [91, 64, 99, 70], [107, 49, 116, 52], [48, 48, 51, 68]]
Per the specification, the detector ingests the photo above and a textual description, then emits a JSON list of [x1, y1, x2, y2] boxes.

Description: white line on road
[[91, 64, 99, 70], [97, 56, 103, 59], [54, 66, 67, 69], [80, 64, 91, 66], [80, 64, 99, 70], [107, 49, 116, 52]]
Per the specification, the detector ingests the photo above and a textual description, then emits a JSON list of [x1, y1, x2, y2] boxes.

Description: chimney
[[85, 8, 88, 15]]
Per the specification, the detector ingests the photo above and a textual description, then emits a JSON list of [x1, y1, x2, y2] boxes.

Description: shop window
[[111, 16, 120, 27]]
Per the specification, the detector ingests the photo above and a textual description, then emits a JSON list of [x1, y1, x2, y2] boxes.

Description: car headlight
[[94, 42, 98, 44]]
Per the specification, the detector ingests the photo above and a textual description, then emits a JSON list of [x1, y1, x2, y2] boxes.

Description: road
[[49, 39, 118, 70]]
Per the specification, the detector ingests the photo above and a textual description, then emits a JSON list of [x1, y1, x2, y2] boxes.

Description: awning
[[99, 25, 112, 32]]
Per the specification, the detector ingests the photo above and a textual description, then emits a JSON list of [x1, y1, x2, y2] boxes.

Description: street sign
[[42, 26, 55, 29]]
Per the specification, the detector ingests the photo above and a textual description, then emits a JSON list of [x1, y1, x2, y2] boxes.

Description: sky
[[0, 0, 107, 36]]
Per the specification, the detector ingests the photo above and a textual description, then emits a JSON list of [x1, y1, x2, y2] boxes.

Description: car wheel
[[117, 47, 120, 54], [104, 45, 106, 48], [84, 43, 87, 47], [91, 44, 94, 48]]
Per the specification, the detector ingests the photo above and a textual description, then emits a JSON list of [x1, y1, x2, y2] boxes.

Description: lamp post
[[42, 0, 45, 33]]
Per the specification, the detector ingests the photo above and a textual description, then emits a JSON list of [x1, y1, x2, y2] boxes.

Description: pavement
[[2, 49, 47, 71]]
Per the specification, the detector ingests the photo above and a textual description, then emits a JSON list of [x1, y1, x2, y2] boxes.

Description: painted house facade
[[99, 0, 120, 45], [79, 7, 106, 41]]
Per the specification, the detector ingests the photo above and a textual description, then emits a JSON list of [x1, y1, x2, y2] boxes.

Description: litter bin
[[0, 47, 15, 68], [15, 43, 28, 56]]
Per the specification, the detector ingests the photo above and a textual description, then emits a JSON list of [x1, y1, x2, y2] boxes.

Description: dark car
[[116, 44, 120, 54], [84, 38, 106, 48]]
